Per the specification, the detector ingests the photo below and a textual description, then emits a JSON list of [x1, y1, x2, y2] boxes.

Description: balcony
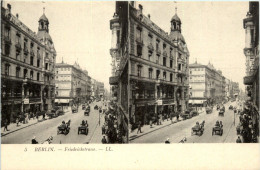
[[163, 50, 168, 57], [4, 36, 12, 44], [156, 48, 161, 55], [109, 76, 119, 85], [24, 47, 29, 55], [29, 96, 41, 103], [147, 43, 154, 52], [30, 50, 35, 56], [136, 37, 143, 45], [244, 75, 254, 85], [15, 42, 22, 50]]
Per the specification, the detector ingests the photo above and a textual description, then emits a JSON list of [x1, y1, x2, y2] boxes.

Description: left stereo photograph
[[1, 1, 130, 144]]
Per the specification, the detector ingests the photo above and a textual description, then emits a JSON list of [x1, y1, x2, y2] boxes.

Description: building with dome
[[129, 3, 189, 126], [1, 3, 56, 124]]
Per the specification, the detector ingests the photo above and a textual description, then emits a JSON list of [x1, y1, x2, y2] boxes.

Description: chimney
[[148, 14, 150, 19], [16, 13, 19, 18], [138, 4, 143, 13], [7, 3, 11, 12]]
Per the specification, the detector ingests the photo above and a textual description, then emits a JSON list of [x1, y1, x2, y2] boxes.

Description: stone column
[[40, 86, 44, 111], [154, 84, 158, 116], [21, 82, 25, 113], [173, 87, 177, 112]]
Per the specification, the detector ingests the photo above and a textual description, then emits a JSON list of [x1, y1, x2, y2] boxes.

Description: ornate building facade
[[243, 2, 259, 111], [109, 1, 129, 142], [1, 4, 56, 123], [129, 3, 190, 126]]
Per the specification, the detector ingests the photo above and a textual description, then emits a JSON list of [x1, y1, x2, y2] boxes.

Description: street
[[1, 101, 104, 144], [131, 101, 239, 143]]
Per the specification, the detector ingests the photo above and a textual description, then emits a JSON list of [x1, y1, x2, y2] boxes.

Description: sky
[[137, 1, 248, 90], [4, 0, 114, 90], [4, 1, 248, 90]]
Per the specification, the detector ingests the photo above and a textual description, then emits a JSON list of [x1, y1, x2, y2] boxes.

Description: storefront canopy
[[55, 99, 71, 103], [189, 100, 206, 104]]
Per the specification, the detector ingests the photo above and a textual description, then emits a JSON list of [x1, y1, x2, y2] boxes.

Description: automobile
[[78, 125, 88, 135], [72, 105, 78, 113], [212, 126, 223, 136], [191, 122, 204, 136], [219, 110, 224, 116], [84, 108, 90, 116], [57, 120, 71, 135], [206, 107, 213, 114]]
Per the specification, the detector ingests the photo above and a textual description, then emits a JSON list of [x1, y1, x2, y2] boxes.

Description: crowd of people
[[100, 103, 127, 144], [236, 101, 259, 143]]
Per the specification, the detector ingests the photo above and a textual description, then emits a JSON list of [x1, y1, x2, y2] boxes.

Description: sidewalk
[[129, 117, 184, 141], [129, 110, 206, 141], [1, 109, 70, 137]]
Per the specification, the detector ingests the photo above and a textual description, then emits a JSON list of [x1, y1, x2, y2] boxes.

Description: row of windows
[[57, 67, 71, 71], [190, 68, 204, 71], [137, 66, 175, 82], [4, 64, 41, 81]]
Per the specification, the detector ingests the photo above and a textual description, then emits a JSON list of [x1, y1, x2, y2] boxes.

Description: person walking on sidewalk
[[101, 135, 107, 144], [137, 121, 142, 134], [236, 136, 242, 143], [102, 124, 106, 134], [3, 119, 9, 131], [16, 117, 19, 127]]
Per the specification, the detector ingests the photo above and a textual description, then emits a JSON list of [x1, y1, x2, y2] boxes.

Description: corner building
[[1, 4, 56, 123], [129, 4, 190, 125]]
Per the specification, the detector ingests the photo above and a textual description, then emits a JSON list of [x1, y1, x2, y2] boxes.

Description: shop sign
[[23, 98, 29, 104], [157, 100, 162, 105]]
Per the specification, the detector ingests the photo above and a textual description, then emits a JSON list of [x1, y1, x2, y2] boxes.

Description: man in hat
[[236, 136, 242, 143], [165, 138, 170, 144], [101, 135, 107, 144], [32, 136, 38, 144]]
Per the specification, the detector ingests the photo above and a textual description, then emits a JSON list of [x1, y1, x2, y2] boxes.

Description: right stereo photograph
[[128, 1, 259, 144]]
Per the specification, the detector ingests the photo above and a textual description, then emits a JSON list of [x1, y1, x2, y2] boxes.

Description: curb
[[1, 122, 39, 137], [1, 110, 70, 137], [129, 119, 184, 141]]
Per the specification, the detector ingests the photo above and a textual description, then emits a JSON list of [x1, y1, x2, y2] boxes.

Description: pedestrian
[[42, 112, 46, 120], [165, 138, 170, 144], [101, 135, 107, 144], [236, 136, 242, 143], [170, 112, 173, 124], [137, 121, 142, 134], [102, 124, 106, 134], [16, 117, 19, 127], [3, 119, 9, 131], [176, 112, 180, 121], [32, 136, 38, 144]]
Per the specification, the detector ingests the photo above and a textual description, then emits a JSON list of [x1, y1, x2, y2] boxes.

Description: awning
[[189, 100, 206, 104], [55, 99, 70, 103]]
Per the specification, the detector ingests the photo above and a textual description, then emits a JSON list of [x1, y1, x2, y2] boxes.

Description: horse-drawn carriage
[[57, 120, 71, 135], [212, 121, 223, 136], [78, 121, 89, 135], [206, 107, 213, 114], [84, 107, 90, 116], [191, 121, 205, 136], [72, 105, 78, 113], [82, 104, 86, 110], [218, 106, 225, 116]]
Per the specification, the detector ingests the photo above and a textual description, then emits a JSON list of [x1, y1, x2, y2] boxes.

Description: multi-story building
[[55, 61, 88, 105], [189, 61, 227, 106], [86, 75, 92, 100], [128, 3, 189, 125], [243, 2, 259, 110], [96, 81, 105, 98], [109, 1, 129, 141], [1, 4, 56, 123]]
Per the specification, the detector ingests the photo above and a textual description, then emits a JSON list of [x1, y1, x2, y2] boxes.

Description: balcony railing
[[15, 42, 22, 50], [244, 76, 254, 85], [136, 37, 143, 45], [156, 48, 161, 55], [4, 36, 12, 44], [30, 50, 35, 56], [24, 47, 29, 55]]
